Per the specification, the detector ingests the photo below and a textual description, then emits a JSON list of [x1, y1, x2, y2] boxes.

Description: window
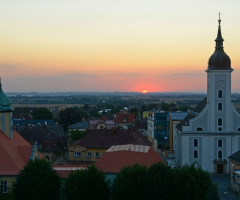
[[218, 90, 222, 98], [196, 127, 203, 131], [194, 150, 198, 159], [0, 180, 7, 193], [218, 151, 223, 159], [218, 118, 222, 126], [87, 152, 92, 158], [238, 128, 240, 132], [74, 152, 81, 158], [193, 139, 198, 147], [218, 103, 222, 111], [95, 152, 100, 158], [218, 139, 223, 148]]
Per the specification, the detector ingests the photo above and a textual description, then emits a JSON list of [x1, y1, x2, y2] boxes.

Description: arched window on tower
[[193, 139, 198, 147], [218, 103, 222, 111], [194, 150, 198, 159], [218, 118, 222, 126], [196, 127, 203, 131], [218, 151, 223, 159], [218, 90, 223, 98], [218, 139, 223, 147]]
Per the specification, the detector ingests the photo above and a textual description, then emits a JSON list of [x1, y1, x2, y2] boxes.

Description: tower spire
[[215, 12, 224, 50]]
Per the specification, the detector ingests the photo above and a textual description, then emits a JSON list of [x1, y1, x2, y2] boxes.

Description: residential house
[[114, 113, 135, 128], [18, 125, 69, 164], [68, 121, 90, 131], [89, 119, 115, 130], [95, 144, 165, 183], [68, 128, 151, 164], [228, 150, 240, 192]]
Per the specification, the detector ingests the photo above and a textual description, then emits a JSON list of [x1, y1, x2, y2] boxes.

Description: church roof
[[207, 17, 232, 70], [0, 81, 13, 112], [0, 130, 37, 175], [175, 97, 207, 133]]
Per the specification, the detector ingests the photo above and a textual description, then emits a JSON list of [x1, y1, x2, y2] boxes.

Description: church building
[[0, 81, 40, 193], [175, 17, 240, 174]]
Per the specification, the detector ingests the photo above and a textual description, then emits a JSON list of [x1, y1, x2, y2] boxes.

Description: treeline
[[8, 159, 219, 200]]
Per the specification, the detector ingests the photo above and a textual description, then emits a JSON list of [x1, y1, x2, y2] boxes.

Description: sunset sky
[[1, 0, 240, 93]]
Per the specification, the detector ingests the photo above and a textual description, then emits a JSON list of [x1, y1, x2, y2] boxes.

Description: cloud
[[64, 73, 96, 77], [0, 65, 17, 68], [162, 72, 205, 78]]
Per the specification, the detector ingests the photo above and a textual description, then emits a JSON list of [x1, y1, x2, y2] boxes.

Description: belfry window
[[193, 139, 198, 147], [194, 150, 198, 159], [196, 127, 203, 131], [218, 90, 222, 98], [218, 139, 223, 148], [218, 118, 222, 126], [218, 103, 222, 111]]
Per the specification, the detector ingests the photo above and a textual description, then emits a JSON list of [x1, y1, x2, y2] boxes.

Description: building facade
[[176, 18, 240, 174]]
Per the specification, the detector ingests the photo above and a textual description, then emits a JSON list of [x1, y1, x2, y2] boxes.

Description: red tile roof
[[0, 130, 33, 175], [115, 113, 135, 123], [71, 129, 151, 148], [95, 145, 165, 173]]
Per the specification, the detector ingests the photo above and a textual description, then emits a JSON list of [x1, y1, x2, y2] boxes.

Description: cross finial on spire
[[218, 12, 222, 24]]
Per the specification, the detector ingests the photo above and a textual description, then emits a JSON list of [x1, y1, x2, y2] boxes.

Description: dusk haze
[[1, 0, 240, 93]]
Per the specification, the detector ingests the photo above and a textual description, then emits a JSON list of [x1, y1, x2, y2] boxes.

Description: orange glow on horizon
[[142, 90, 148, 93]]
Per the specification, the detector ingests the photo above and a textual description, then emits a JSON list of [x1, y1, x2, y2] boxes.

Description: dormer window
[[218, 90, 222, 98]]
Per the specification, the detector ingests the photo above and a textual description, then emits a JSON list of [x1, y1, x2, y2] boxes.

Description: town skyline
[[1, 0, 240, 93]]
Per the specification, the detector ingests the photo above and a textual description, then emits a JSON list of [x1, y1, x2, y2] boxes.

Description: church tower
[[175, 15, 240, 173], [0, 80, 14, 139], [206, 16, 233, 132]]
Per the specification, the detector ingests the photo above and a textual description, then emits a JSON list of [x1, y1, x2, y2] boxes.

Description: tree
[[173, 164, 216, 200], [146, 162, 174, 200], [69, 130, 86, 141], [64, 165, 109, 200], [12, 159, 61, 200], [112, 164, 147, 200], [58, 108, 82, 131], [32, 108, 54, 120]]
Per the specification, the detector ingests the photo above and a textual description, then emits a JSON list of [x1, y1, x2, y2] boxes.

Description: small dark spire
[[215, 12, 224, 50]]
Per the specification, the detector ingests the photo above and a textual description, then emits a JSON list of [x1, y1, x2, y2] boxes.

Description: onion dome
[[0, 79, 13, 112], [207, 17, 232, 70]]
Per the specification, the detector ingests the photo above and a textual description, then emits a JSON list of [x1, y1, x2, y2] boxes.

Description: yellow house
[[69, 128, 151, 163]]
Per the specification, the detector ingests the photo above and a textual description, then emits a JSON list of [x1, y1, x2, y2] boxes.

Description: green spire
[[0, 80, 13, 112]]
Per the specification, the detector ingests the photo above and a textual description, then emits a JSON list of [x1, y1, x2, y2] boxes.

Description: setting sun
[[142, 91, 148, 93]]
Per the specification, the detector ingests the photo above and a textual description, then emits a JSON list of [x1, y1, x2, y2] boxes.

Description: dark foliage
[[112, 164, 147, 200], [12, 159, 61, 200], [58, 108, 82, 131], [69, 130, 86, 141], [146, 162, 174, 200], [32, 108, 54, 120], [64, 165, 109, 200]]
